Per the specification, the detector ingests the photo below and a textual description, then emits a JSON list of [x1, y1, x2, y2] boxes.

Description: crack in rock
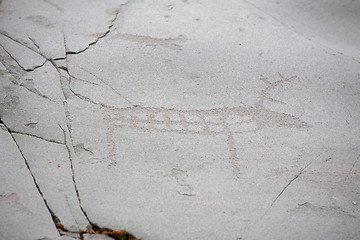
[[56, 223, 142, 240], [239, 156, 314, 239], [74, 143, 94, 156], [6, 129, 64, 145], [1, 31, 96, 231], [0, 32, 48, 71], [54, 38, 96, 225], [58, 125, 92, 227], [16, 77, 60, 104], [265, 161, 312, 214], [0, 47, 60, 104], [289, 202, 356, 218], [75, 66, 133, 105], [0, 119, 61, 226], [240, 153, 319, 239], [41, 0, 64, 12], [66, 6, 122, 55], [243, 0, 360, 64]]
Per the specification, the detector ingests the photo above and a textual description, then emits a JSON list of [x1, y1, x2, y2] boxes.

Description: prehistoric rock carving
[[103, 74, 308, 177]]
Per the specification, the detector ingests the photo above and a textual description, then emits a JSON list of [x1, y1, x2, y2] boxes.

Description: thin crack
[[76, 65, 133, 105], [243, 0, 360, 64], [256, 73, 296, 108], [16, 79, 60, 104], [51, 33, 74, 133], [71, 75, 102, 86], [62, 32, 132, 108], [53, 56, 67, 61], [344, 153, 360, 184], [0, 119, 61, 225], [26, 59, 47, 72], [349, 154, 359, 173], [239, 156, 312, 238], [41, 0, 63, 12], [28, 36, 41, 50], [10, 130, 64, 145], [0, 43, 47, 72], [0, 31, 41, 55], [74, 144, 94, 155], [0, 31, 71, 67], [58, 32, 123, 109], [0, 33, 48, 72], [0, 57, 23, 79], [263, 96, 286, 105], [0, 49, 57, 103], [66, 8, 121, 55], [0, 31, 64, 67], [58, 125, 92, 226], [54, 35, 93, 227], [264, 161, 312, 215], [69, 87, 116, 109]]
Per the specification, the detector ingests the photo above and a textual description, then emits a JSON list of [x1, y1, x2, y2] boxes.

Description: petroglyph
[[289, 202, 356, 218], [171, 168, 196, 196], [110, 33, 187, 51], [103, 74, 308, 177], [0, 193, 33, 214]]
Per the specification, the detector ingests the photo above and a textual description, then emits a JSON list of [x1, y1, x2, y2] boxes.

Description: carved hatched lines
[[103, 106, 257, 136], [102, 105, 307, 177], [102, 106, 254, 177], [103, 104, 307, 141], [102, 74, 309, 177], [103, 74, 307, 136]]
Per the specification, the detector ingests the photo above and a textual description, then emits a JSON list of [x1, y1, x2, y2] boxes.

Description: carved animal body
[[103, 74, 308, 177]]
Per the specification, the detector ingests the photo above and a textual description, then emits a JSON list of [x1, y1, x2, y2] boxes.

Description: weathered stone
[[0, 0, 359, 239]]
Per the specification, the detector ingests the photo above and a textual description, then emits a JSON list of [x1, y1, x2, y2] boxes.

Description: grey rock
[[82, 234, 113, 240], [0, 124, 59, 240], [0, 0, 359, 239]]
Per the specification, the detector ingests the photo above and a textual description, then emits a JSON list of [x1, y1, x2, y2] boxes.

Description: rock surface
[[0, 0, 359, 239]]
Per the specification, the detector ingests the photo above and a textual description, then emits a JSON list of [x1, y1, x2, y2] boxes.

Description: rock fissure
[[58, 124, 92, 227], [0, 32, 50, 70], [1, 1, 359, 239], [266, 160, 312, 212], [17, 78, 60, 104], [28, 36, 41, 50], [0, 53, 59, 104], [0, 119, 61, 226], [71, 75, 102, 86], [69, 87, 116, 109], [46, 35, 94, 230], [7, 130, 64, 145], [55, 222, 142, 240], [0, 43, 47, 72], [239, 154, 312, 239], [243, 0, 360, 64], [0, 32, 67, 65], [66, 7, 122, 55], [75, 66, 133, 105]]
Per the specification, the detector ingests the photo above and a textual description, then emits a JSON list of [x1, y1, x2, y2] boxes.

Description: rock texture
[[1, 0, 359, 239]]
